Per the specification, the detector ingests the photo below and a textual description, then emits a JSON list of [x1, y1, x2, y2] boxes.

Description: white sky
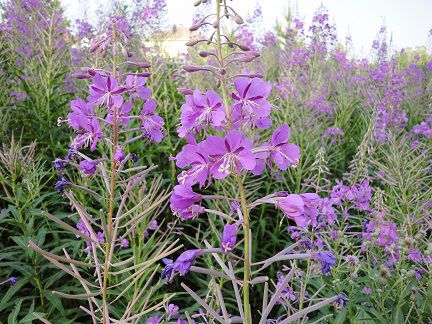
[[61, 0, 432, 56]]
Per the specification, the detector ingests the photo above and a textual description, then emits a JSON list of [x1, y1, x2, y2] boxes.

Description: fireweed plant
[[29, 17, 179, 323], [151, 1, 348, 322]]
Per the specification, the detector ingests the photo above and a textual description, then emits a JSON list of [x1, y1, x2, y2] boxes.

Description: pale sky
[[61, 0, 432, 56]]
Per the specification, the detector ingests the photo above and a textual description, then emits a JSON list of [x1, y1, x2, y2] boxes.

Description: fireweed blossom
[[162, 250, 204, 281], [88, 73, 126, 108], [178, 89, 226, 137], [231, 77, 272, 129], [314, 251, 337, 275], [221, 223, 239, 252], [175, 143, 211, 188], [170, 184, 204, 219], [253, 125, 300, 174], [206, 130, 256, 179], [140, 99, 165, 143]]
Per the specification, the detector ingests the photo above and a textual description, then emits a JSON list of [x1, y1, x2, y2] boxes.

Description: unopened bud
[[233, 14, 244, 24], [186, 38, 202, 46], [72, 73, 92, 79], [193, 0, 202, 6], [128, 61, 151, 68], [178, 88, 194, 95], [238, 44, 251, 51], [183, 65, 204, 72]]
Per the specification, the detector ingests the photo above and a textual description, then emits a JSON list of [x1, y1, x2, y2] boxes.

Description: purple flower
[[96, 231, 104, 243], [79, 160, 99, 175], [178, 89, 226, 137], [9, 277, 17, 285], [126, 75, 151, 100], [175, 143, 210, 188], [162, 250, 203, 281], [254, 125, 300, 174], [221, 223, 239, 252], [67, 98, 94, 130], [231, 77, 272, 129], [173, 250, 202, 275], [54, 174, 71, 193], [170, 184, 204, 219], [106, 101, 132, 126], [53, 158, 67, 170], [335, 293, 349, 307], [70, 116, 104, 151], [146, 314, 162, 324], [362, 287, 372, 295], [114, 146, 125, 162], [140, 99, 165, 143], [88, 74, 125, 108], [408, 248, 422, 263], [149, 220, 158, 230], [314, 251, 336, 275], [205, 130, 256, 179], [276, 194, 307, 227], [167, 303, 179, 319], [120, 238, 129, 248]]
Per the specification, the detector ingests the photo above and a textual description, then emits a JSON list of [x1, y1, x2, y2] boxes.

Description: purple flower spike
[[79, 160, 99, 175], [231, 77, 272, 129], [205, 130, 256, 179], [314, 251, 336, 276], [170, 184, 204, 219], [178, 89, 226, 137], [88, 74, 125, 108], [221, 223, 239, 252]]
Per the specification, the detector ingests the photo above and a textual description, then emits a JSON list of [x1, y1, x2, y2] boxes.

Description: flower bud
[[193, 0, 202, 6], [178, 88, 194, 95], [72, 73, 91, 79], [127, 61, 151, 68], [183, 65, 204, 73], [186, 38, 202, 46], [238, 44, 251, 51], [233, 14, 244, 24]]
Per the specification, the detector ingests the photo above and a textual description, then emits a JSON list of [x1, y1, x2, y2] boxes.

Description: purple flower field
[[0, 0, 431, 323]]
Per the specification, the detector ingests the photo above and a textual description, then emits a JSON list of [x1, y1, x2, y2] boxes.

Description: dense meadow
[[0, 0, 431, 323]]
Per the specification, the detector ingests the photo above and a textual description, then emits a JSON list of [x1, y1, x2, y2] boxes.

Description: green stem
[[102, 24, 119, 324], [237, 176, 251, 323]]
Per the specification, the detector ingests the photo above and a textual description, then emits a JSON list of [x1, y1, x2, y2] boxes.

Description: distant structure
[[147, 25, 200, 57]]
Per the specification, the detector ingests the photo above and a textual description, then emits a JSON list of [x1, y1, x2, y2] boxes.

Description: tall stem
[[102, 24, 119, 324], [215, 1, 250, 321], [238, 176, 251, 323]]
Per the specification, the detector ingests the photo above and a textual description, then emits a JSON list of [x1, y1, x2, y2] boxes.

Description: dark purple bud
[[131, 153, 138, 163], [212, 21, 219, 28], [183, 65, 204, 73], [81, 67, 96, 76], [178, 88, 194, 95], [54, 174, 71, 193], [71, 73, 91, 79], [193, 0, 202, 6], [238, 44, 251, 51], [199, 51, 212, 57], [128, 61, 151, 68]]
